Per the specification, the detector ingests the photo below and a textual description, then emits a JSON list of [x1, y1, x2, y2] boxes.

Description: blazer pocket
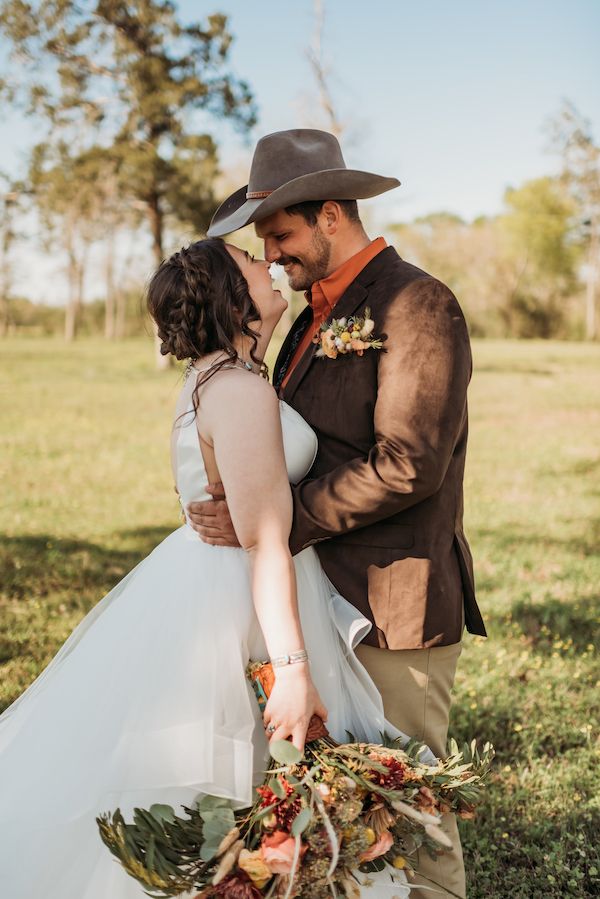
[[333, 523, 414, 550]]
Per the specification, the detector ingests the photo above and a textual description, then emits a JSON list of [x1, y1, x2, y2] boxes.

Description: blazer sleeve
[[289, 277, 472, 555]]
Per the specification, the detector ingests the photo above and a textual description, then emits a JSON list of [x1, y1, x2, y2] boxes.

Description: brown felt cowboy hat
[[207, 129, 400, 237]]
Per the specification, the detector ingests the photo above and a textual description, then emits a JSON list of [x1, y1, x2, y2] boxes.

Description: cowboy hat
[[207, 129, 400, 237]]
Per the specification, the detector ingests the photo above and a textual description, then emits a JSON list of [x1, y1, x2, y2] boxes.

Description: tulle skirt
[[0, 525, 411, 897]]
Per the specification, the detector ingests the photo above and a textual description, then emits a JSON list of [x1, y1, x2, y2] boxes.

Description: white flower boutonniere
[[314, 307, 383, 359]]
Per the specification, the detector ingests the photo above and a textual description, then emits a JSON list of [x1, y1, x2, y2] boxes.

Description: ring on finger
[[266, 723, 276, 735]]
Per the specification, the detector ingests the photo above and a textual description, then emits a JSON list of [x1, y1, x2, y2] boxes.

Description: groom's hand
[[187, 482, 240, 547]]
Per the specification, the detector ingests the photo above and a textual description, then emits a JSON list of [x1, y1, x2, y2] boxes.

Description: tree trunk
[[64, 246, 79, 341], [585, 223, 598, 341], [104, 243, 116, 339], [147, 196, 171, 369], [0, 195, 15, 337]]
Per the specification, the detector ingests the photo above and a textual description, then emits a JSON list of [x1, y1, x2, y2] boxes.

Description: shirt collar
[[307, 236, 387, 316]]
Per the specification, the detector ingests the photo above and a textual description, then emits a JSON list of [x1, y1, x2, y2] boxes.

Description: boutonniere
[[314, 307, 384, 359]]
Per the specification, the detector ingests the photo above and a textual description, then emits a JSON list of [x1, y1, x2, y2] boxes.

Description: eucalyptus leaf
[[196, 794, 233, 813], [149, 804, 176, 824], [269, 739, 302, 765], [199, 805, 236, 861], [291, 806, 312, 837], [268, 777, 286, 800]]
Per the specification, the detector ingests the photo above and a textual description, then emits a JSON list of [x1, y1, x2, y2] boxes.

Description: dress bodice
[[173, 379, 318, 523]]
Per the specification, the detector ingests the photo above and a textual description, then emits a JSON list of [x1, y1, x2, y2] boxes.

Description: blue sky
[[3, 0, 599, 222], [1, 0, 599, 300], [202, 0, 600, 222]]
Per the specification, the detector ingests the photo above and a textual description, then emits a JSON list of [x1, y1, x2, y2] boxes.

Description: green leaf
[[268, 777, 286, 800], [269, 739, 302, 765], [291, 806, 312, 837], [146, 833, 156, 872], [196, 794, 232, 813], [149, 804, 176, 824], [199, 805, 236, 861]]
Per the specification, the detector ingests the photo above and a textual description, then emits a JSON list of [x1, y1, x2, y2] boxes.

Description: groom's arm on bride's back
[[289, 277, 472, 555]]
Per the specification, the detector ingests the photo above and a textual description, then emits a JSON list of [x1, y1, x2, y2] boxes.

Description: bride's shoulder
[[200, 369, 278, 413]]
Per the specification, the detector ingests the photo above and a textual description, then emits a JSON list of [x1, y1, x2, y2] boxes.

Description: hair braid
[[147, 238, 269, 406]]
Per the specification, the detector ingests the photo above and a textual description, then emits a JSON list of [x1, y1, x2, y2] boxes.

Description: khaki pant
[[355, 640, 466, 899]]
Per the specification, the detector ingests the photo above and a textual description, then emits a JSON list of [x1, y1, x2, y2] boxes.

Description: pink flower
[[261, 830, 305, 874], [359, 829, 394, 863]]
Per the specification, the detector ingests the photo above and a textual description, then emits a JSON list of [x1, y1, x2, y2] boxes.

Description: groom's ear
[[319, 200, 343, 235]]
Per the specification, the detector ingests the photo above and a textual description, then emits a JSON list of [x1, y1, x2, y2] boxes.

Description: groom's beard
[[280, 227, 332, 291]]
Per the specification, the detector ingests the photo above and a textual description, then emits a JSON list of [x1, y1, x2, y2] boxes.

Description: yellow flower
[[364, 827, 376, 846], [237, 848, 272, 889], [393, 856, 408, 869], [341, 331, 352, 343]]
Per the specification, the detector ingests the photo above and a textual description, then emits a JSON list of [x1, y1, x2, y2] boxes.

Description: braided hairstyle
[[147, 238, 268, 402]]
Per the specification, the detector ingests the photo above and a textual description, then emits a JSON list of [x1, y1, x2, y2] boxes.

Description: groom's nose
[[263, 238, 281, 263]]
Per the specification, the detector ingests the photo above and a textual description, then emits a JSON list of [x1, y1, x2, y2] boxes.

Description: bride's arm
[[201, 372, 327, 751]]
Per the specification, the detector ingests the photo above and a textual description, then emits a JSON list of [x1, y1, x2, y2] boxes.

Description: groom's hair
[[284, 199, 360, 226]]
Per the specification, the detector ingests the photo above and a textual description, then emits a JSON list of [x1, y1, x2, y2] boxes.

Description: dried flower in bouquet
[[98, 662, 493, 898]]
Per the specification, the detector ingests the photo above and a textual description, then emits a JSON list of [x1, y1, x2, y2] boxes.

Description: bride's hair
[[147, 238, 264, 374]]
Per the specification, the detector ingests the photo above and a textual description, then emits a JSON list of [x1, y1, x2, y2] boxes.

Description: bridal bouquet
[[98, 663, 493, 899]]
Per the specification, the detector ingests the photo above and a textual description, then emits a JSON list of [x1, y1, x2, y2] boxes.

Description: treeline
[[393, 104, 599, 341], [0, 2, 598, 343]]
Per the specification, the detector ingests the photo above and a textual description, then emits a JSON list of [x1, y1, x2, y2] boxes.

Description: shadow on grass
[[0, 529, 175, 675], [460, 801, 600, 898], [507, 594, 600, 653], [0, 528, 174, 605], [474, 519, 600, 561]]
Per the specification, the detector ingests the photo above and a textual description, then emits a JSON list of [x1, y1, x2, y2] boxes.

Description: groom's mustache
[[278, 256, 302, 268]]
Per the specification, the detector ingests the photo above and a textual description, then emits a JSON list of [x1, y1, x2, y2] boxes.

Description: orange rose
[[359, 828, 394, 863], [261, 830, 306, 874]]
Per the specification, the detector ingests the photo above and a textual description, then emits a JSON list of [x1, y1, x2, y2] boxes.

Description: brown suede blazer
[[274, 246, 486, 650]]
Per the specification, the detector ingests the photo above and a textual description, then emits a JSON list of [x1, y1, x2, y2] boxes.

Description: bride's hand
[[263, 665, 328, 754]]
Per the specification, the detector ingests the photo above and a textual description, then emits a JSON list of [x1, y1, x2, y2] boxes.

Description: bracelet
[[271, 650, 309, 668]]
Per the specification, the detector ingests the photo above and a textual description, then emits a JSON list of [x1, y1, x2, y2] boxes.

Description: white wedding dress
[[0, 372, 416, 898]]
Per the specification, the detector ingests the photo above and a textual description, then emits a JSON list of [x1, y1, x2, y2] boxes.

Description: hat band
[[246, 189, 273, 200]]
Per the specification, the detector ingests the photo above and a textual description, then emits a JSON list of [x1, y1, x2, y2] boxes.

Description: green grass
[[1, 336, 599, 897]]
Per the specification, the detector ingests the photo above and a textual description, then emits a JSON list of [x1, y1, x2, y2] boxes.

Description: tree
[[1, 1, 256, 363], [499, 176, 581, 338], [0, 175, 22, 336], [391, 213, 512, 338], [306, 0, 343, 138], [28, 143, 108, 340], [548, 101, 600, 340]]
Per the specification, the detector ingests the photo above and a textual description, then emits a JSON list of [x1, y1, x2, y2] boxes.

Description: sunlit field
[[1, 337, 599, 897]]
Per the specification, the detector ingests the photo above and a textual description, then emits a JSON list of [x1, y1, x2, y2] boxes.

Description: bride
[[0, 238, 418, 897]]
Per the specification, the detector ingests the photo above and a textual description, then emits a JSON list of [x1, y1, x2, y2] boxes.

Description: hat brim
[[207, 169, 400, 238]]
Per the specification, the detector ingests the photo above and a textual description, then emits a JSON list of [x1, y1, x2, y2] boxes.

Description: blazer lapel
[[274, 306, 312, 391], [278, 247, 400, 401], [281, 280, 368, 404]]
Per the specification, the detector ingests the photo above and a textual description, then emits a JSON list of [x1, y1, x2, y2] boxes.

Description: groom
[[188, 129, 486, 898]]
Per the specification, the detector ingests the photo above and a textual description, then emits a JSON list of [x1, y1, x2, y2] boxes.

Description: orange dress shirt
[[281, 236, 387, 389]]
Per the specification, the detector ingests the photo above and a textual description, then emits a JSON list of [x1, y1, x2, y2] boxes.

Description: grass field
[[1, 336, 599, 897]]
